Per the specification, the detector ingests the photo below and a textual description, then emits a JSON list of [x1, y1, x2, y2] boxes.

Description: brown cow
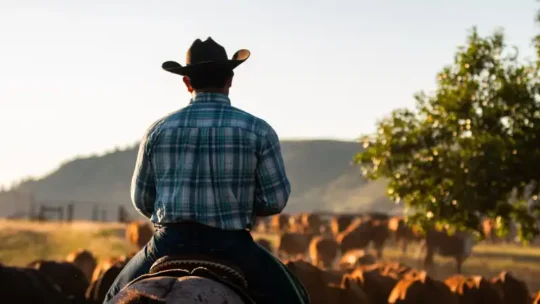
[[372, 262, 415, 281], [126, 220, 153, 249], [0, 264, 72, 304], [481, 218, 498, 242], [285, 259, 353, 304], [86, 258, 129, 304], [330, 277, 370, 304], [367, 218, 391, 257], [347, 261, 404, 278], [278, 232, 313, 260], [271, 214, 290, 232], [345, 267, 398, 304], [533, 291, 540, 304], [423, 229, 475, 273], [253, 216, 268, 232], [337, 218, 370, 251], [482, 218, 518, 243], [388, 216, 422, 254], [65, 248, 97, 282], [309, 236, 341, 269], [286, 259, 345, 284], [364, 212, 390, 221], [300, 213, 324, 234], [388, 271, 458, 304], [330, 214, 356, 237], [444, 274, 503, 304], [490, 271, 531, 304], [91, 253, 135, 283], [92, 256, 123, 283], [27, 260, 89, 303], [338, 249, 377, 270], [337, 217, 390, 259], [288, 214, 306, 233]]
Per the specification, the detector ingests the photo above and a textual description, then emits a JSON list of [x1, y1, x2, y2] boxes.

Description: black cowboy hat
[[162, 37, 250, 76]]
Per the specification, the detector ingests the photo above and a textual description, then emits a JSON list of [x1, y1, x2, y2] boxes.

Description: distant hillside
[[0, 140, 398, 220]]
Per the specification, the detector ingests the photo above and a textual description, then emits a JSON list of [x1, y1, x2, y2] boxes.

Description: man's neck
[[192, 88, 228, 96], [189, 91, 231, 105]]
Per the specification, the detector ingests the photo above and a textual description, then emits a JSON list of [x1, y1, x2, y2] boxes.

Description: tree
[[355, 26, 540, 242]]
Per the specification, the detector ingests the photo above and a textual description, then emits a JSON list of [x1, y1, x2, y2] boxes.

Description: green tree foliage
[[536, 9, 540, 63], [355, 26, 540, 242]]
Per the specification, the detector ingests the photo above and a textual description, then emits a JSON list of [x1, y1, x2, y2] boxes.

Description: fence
[[1, 192, 134, 223], [30, 201, 132, 223]]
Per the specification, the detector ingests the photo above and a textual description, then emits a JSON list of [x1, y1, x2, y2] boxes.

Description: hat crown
[[162, 37, 250, 76], [186, 37, 228, 66]]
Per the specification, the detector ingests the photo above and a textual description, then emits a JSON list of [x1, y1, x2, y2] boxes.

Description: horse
[[108, 255, 256, 304]]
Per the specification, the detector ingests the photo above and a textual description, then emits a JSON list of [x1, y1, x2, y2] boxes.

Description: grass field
[[0, 220, 137, 266], [1, 220, 540, 293]]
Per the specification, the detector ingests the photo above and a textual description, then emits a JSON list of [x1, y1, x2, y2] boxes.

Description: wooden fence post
[[92, 205, 98, 221], [66, 203, 74, 222], [118, 206, 130, 223], [29, 196, 36, 220], [37, 205, 45, 221]]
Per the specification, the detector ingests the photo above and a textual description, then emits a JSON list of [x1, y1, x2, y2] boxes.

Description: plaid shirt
[[130, 92, 291, 230]]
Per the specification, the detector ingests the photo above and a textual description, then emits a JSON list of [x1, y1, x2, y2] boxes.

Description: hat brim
[[162, 49, 250, 76]]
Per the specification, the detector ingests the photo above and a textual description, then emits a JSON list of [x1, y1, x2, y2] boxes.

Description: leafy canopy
[[355, 26, 540, 242]]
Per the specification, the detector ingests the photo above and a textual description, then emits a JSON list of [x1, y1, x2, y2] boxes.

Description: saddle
[[125, 255, 256, 303]]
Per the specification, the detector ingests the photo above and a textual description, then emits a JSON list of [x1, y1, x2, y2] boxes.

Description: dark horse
[[109, 255, 255, 303]]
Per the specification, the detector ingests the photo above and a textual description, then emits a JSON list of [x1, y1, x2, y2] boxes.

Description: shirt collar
[[189, 92, 231, 105]]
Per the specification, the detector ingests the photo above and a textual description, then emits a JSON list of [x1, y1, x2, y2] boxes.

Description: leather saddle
[[125, 255, 256, 303]]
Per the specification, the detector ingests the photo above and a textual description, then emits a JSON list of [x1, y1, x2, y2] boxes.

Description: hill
[[0, 140, 397, 220]]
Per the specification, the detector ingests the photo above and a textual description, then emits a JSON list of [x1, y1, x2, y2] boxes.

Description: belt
[[155, 221, 248, 234]]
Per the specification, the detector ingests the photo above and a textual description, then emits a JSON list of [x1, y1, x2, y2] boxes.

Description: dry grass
[[1, 220, 540, 293], [0, 219, 137, 266]]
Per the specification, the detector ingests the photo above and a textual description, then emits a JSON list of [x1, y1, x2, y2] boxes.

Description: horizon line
[[0, 137, 360, 190]]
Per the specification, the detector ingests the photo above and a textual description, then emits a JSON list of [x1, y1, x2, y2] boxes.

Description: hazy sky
[[0, 0, 538, 188]]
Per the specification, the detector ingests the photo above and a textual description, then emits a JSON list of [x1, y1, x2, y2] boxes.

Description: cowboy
[[104, 37, 309, 303]]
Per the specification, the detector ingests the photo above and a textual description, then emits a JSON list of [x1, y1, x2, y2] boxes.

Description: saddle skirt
[[124, 255, 255, 304]]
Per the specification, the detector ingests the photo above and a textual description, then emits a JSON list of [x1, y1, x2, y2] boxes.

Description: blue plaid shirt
[[130, 92, 291, 230]]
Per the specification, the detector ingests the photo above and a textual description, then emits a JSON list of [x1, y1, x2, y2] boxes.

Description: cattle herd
[[258, 212, 474, 273], [0, 213, 539, 303]]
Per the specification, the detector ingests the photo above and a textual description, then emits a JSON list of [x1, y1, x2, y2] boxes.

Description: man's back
[[131, 92, 290, 230], [106, 38, 308, 304]]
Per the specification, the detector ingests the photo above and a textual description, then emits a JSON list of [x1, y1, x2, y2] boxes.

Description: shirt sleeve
[[131, 128, 157, 219], [254, 127, 291, 216]]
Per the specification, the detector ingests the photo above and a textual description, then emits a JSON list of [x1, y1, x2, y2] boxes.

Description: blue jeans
[[104, 223, 309, 304]]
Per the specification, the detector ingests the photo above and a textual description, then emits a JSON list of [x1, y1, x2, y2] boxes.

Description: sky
[[0, 0, 538, 188]]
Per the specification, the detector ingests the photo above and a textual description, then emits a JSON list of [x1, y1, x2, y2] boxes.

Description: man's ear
[[226, 75, 233, 88], [183, 76, 193, 93]]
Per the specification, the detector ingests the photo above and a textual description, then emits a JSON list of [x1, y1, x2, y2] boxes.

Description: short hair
[[188, 66, 234, 90]]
